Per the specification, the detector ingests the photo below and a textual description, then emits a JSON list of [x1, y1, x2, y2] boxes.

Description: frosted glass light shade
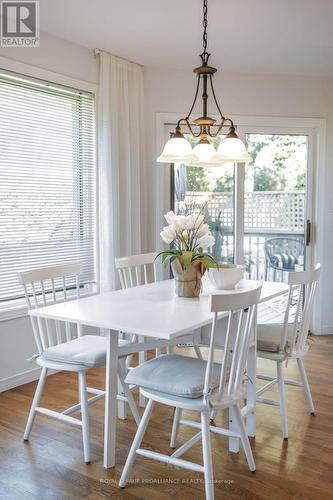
[[215, 136, 252, 163], [193, 142, 215, 161], [157, 137, 195, 163], [189, 142, 225, 167]]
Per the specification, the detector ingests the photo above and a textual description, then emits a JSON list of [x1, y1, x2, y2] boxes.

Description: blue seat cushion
[[41, 335, 130, 368], [125, 354, 222, 399]]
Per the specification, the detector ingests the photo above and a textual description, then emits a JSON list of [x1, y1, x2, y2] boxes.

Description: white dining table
[[29, 278, 289, 468]]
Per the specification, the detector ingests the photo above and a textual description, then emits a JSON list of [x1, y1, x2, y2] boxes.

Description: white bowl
[[207, 265, 245, 290]]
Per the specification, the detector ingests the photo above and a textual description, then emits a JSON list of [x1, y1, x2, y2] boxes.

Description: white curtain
[[97, 51, 145, 291]]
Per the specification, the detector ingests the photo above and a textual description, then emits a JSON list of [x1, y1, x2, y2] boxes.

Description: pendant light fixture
[[157, 0, 252, 166]]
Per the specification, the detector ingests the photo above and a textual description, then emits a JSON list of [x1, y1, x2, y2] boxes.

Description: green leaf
[[181, 251, 193, 270], [162, 254, 177, 266], [192, 253, 218, 269], [155, 250, 180, 266]]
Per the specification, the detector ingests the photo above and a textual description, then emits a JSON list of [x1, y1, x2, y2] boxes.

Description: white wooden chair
[[119, 283, 263, 500], [256, 264, 320, 439], [115, 252, 158, 290], [18, 262, 140, 463], [115, 252, 160, 358], [115, 252, 171, 407]]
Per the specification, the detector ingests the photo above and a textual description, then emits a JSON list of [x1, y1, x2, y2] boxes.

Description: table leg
[[104, 330, 119, 468], [117, 357, 127, 420], [246, 307, 257, 437]]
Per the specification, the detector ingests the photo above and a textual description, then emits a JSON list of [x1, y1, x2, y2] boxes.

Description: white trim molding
[[315, 326, 333, 335], [0, 367, 41, 393], [0, 55, 97, 94]]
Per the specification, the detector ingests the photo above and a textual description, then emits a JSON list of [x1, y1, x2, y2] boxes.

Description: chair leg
[[194, 345, 203, 360], [201, 411, 214, 500], [210, 408, 218, 421], [78, 371, 91, 463], [277, 361, 288, 439], [138, 336, 147, 408], [24, 367, 48, 441], [170, 407, 182, 448], [233, 404, 256, 472], [117, 361, 140, 426], [125, 334, 138, 371], [297, 358, 315, 414], [117, 358, 127, 420], [166, 345, 173, 354], [228, 406, 240, 453], [119, 398, 155, 488]]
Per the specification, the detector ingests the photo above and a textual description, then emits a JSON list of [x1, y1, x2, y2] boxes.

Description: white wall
[[0, 32, 98, 392], [143, 68, 333, 335], [1, 34, 332, 391], [0, 31, 98, 84]]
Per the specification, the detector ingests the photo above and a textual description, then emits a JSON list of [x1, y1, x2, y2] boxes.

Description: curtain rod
[[93, 48, 144, 68]]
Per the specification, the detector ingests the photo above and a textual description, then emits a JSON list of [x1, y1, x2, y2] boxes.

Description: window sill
[[0, 284, 99, 323], [0, 303, 29, 322]]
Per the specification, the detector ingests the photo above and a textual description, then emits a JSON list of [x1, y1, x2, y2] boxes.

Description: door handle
[[306, 219, 311, 246]]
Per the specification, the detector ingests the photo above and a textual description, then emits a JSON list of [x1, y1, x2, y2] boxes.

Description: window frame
[[157, 112, 325, 333], [0, 58, 98, 321]]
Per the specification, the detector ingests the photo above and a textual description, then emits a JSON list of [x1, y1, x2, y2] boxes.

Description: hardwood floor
[[0, 337, 332, 500]]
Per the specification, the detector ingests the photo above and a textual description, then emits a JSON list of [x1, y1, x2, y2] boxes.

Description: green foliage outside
[[186, 166, 210, 191], [214, 171, 234, 192], [184, 133, 307, 192], [246, 134, 306, 191]]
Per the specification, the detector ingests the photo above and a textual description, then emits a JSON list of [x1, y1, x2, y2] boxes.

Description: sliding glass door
[[243, 133, 308, 280], [170, 127, 313, 282]]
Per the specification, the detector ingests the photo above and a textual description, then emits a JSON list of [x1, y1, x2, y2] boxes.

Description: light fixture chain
[[158, 0, 249, 165], [202, 0, 208, 54]]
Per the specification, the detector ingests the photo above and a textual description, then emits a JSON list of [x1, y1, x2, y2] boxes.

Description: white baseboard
[[313, 327, 333, 335], [0, 367, 41, 393]]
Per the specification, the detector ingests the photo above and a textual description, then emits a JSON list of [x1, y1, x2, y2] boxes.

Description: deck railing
[[182, 191, 305, 280]]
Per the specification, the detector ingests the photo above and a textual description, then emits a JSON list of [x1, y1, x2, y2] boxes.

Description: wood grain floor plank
[[0, 338, 332, 499]]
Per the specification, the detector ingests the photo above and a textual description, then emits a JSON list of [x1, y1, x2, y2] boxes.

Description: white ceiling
[[40, 0, 333, 76]]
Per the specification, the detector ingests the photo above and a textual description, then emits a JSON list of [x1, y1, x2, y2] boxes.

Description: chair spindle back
[[204, 284, 263, 406], [17, 262, 82, 354], [280, 264, 320, 355], [115, 252, 158, 289]]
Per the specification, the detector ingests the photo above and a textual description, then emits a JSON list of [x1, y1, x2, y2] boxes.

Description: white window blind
[[0, 70, 96, 304]]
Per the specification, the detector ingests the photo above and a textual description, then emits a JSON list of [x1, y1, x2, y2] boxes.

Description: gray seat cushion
[[125, 354, 222, 399], [257, 324, 294, 353], [41, 335, 130, 368]]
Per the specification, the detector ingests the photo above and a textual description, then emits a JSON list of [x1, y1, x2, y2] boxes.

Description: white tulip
[[196, 223, 209, 238], [178, 215, 194, 230], [160, 225, 176, 244], [164, 211, 196, 231], [176, 215, 186, 229], [164, 211, 183, 231], [198, 232, 215, 249], [183, 215, 195, 230], [165, 211, 176, 227], [174, 215, 191, 230], [164, 211, 175, 225], [182, 229, 189, 241]]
